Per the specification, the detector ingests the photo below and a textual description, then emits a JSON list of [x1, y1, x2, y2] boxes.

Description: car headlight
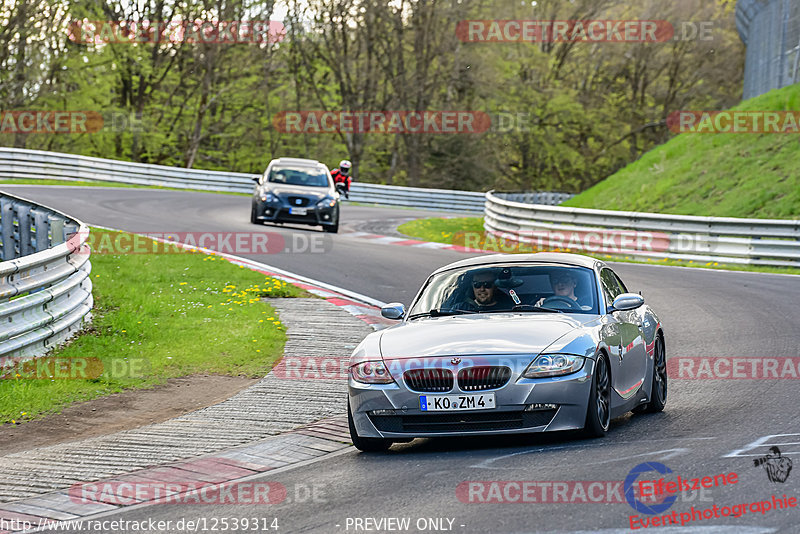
[[316, 197, 336, 208], [261, 192, 278, 202], [351, 361, 394, 384], [522, 354, 585, 378]]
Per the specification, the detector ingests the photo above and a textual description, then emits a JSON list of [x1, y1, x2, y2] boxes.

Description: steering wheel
[[541, 295, 582, 310], [457, 299, 481, 312]]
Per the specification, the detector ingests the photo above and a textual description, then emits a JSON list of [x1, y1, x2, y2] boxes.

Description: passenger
[[536, 271, 579, 307]]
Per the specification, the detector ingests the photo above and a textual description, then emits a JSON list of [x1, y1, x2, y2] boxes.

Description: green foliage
[[1, 0, 744, 193]]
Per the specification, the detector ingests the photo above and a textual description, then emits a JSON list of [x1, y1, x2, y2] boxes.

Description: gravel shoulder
[[0, 298, 373, 503]]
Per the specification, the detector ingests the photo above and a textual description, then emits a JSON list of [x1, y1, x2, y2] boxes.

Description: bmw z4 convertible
[[347, 252, 667, 451]]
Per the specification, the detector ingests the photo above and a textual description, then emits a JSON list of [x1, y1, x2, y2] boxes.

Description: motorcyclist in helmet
[[330, 160, 352, 199]]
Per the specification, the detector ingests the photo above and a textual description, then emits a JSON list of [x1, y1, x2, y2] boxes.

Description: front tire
[[348, 403, 392, 452], [323, 209, 339, 233], [635, 336, 667, 414], [583, 354, 611, 438], [250, 204, 259, 224]]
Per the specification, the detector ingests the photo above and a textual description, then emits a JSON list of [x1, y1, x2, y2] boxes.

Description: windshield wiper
[[506, 304, 565, 313], [407, 308, 479, 320]]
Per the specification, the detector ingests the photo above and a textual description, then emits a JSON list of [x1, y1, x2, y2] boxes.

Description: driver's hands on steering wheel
[[541, 295, 582, 310], [457, 300, 479, 312]]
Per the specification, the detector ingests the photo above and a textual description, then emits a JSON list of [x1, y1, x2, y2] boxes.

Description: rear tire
[[582, 354, 611, 438], [635, 336, 667, 414], [348, 403, 392, 452]]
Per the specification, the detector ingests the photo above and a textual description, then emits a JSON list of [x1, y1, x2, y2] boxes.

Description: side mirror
[[380, 302, 405, 320], [252, 176, 261, 183], [609, 293, 645, 313]]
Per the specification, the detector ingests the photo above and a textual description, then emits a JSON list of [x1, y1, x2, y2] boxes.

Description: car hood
[[379, 314, 589, 360], [268, 184, 331, 199]]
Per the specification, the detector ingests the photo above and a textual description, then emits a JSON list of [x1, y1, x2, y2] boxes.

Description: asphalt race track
[[5, 185, 800, 533]]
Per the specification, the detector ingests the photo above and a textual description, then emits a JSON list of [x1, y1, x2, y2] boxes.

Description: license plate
[[419, 393, 495, 412], [289, 207, 307, 215]]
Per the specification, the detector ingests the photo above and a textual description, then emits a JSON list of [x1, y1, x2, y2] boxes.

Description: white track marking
[[724, 433, 800, 457]]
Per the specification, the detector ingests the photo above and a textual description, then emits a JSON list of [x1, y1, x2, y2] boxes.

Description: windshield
[[268, 167, 330, 187], [407, 264, 599, 318]]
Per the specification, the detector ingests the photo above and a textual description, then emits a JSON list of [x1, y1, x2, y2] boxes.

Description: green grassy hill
[[562, 84, 800, 219]]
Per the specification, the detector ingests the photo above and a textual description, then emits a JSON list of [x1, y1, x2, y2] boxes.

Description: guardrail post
[[50, 217, 65, 245], [32, 209, 51, 252], [63, 223, 78, 245], [17, 204, 32, 257], [0, 199, 15, 261]]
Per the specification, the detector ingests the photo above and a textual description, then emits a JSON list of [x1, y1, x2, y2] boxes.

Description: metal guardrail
[[0, 193, 92, 365], [0, 147, 256, 194], [484, 191, 800, 268], [348, 183, 485, 212], [0, 148, 567, 213], [495, 191, 574, 206]]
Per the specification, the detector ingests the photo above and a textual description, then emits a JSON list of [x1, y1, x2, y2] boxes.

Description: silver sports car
[[347, 252, 666, 451]]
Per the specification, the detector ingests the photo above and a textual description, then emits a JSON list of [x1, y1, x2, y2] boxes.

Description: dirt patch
[[0, 375, 258, 455]]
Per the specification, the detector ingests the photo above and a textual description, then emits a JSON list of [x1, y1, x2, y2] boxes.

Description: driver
[[465, 269, 514, 312], [535, 271, 579, 307]]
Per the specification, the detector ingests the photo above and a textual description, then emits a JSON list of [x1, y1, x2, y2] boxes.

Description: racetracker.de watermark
[[0, 356, 150, 380], [667, 357, 800, 379], [456, 480, 713, 504], [272, 111, 492, 134], [453, 230, 670, 255], [455, 20, 714, 43], [68, 20, 285, 44], [0, 111, 103, 134], [68, 481, 283, 505], [68, 230, 331, 256], [273, 356, 538, 381], [67, 479, 325, 505], [668, 111, 800, 134], [0, 111, 184, 134]]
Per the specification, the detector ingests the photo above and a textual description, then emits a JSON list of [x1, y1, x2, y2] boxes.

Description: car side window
[[600, 268, 623, 305]]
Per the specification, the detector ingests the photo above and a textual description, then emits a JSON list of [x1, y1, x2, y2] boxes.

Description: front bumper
[[255, 201, 338, 226], [349, 357, 596, 439]]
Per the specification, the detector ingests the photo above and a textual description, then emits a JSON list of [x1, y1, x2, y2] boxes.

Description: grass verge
[[0, 229, 307, 424], [397, 217, 800, 275]]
